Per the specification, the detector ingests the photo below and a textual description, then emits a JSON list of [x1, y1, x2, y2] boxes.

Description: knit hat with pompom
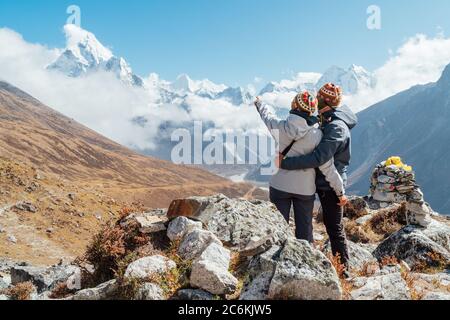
[[292, 91, 318, 115], [317, 83, 343, 108]]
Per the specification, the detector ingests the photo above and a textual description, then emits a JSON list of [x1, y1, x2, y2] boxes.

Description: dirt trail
[[0, 206, 73, 265]]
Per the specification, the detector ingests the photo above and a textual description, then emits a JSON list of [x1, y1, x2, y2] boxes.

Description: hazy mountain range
[[348, 64, 450, 215], [3, 24, 450, 214]]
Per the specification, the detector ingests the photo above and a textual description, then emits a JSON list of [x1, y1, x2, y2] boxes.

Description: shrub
[[82, 214, 156, 286], [369, 203, 407, 237], [327, 253, 353, 300], [5, 282, 35, 300], [49, 282, 74, 299]]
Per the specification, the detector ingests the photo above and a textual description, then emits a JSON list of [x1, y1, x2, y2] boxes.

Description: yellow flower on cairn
[[385, 156, 412, 172]]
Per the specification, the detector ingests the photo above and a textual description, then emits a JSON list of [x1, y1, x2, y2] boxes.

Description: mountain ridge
[[348, 63, 450, 214]]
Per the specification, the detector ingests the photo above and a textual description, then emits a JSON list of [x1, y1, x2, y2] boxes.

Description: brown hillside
[[0, 81, 254, 264]]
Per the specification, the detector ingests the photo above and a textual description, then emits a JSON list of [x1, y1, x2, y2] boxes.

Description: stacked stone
[[369, 159, 434, 227], [370, 161, 424, 205]]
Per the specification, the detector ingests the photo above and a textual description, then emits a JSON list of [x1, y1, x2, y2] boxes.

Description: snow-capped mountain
[[259, 72, 321, 95], [168, 73, 252, 105], [216, 86, 253, 105], [348, 63, 450, 214], [317, 65, 376, 95], [257, 67, 375, 111], [170, 74, 227, 97], [48, 24, 143, 87]]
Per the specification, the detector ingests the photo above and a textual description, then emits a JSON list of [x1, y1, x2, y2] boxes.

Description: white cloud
[[0, 27, 266, 151], [348, 33, 450, 111], [0, 28, 167, 150], [2, 26, 450, 154]]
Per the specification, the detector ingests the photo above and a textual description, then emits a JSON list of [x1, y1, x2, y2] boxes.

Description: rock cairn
[[369, 157, 433, 226]]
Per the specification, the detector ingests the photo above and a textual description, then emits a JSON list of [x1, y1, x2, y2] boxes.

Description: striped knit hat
[[317, 83, 343, 108], [292, 91, 318, 115]]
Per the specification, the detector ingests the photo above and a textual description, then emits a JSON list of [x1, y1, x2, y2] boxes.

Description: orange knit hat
[[317, 83, 343, 108], [292, 91, 318, 115]]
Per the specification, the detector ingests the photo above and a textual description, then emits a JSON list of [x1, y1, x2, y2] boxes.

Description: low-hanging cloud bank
[[1, 27, 450, 152], [346, 33, 450, 111]]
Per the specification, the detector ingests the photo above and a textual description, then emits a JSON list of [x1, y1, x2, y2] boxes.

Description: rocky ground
[[0, 158, 260, 265], [1, 193, 448, 301]]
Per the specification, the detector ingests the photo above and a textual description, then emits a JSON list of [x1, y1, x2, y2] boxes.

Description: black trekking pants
[[269, 187, 315, 243], [318, 189, 349, 266]]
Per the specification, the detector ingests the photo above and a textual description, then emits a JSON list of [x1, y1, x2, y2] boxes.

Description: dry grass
[[49, 282, 74, 299], [113, 241, 193, 300], [401, 269, 424, 301], [345, 204, 407, 244], [4, 282, 35, 300], [328, 253, 353, 300], [412, 252, 449, 274], [80, 206, 171, 287], [369, 203, 407, 237], [355, 262, 380, 277], [380, 256, 400, 267], [344, 198, 369, 219], [227, 252, 250, 300]]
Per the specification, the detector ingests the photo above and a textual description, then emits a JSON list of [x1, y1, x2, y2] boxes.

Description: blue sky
[[1, 0, 450, 86]]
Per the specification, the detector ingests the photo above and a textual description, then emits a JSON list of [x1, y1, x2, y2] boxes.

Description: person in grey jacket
[[279, 83, 357, 271], [255, 92, 347, 243]]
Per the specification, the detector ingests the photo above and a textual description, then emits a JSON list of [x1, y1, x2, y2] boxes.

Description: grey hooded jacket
[[280, 105, 358, 191], [256, 103, 345, 197]]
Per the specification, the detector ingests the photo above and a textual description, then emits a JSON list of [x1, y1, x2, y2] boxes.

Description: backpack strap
[[281, 140, 296, 157]]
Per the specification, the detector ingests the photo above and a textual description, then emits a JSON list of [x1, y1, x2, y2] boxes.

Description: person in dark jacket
[[278, 83, 358, 273]]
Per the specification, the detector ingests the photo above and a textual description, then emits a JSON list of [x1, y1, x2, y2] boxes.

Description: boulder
[[167, 217, 203, 242], [14, 202, 37, 213], [374, 225, 450, 271], [421, 220, 450, 251], [406, 202, 433, 227], [323, 240, 377, 271], [190, 243, 238, 295], [178, 229, 222, 261], [344, 197, 370, 219], [0, 294, 8, 300], [70, 280, 118, 300], [350, 273, 411, 300], [268, 238, 342, 300], [176, 289, 214, 300], [0, 276, 10, 290], [240, 246, 280, 300], [240, 273, 273, 300], [10, 264, 81, 293], [136, 283, 165, 300], [167, 195, 291, 252], [124, 255, 176, 280], [239, 235, 274, 257], [120, 210, 167, 234], [66, 267, 82, 291]]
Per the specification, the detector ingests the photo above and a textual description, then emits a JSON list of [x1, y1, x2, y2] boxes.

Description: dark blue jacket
[[280, 105, 358, 191]]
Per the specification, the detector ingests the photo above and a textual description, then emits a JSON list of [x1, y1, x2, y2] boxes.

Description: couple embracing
[[255, 83, 357, 276]]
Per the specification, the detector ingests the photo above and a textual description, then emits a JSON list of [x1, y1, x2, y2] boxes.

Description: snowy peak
[[317, 65, 375, 95], [48, 24, 143, 87], [170, 74, 227, 98], [259, 72, 321, 95], [64, 24, 113, 65], [216, 86, 253, 105], [171, 74, 198, 93]]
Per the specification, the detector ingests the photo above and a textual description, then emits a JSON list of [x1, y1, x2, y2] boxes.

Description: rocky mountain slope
[[348, 63, 450, 215], [0, 81, 256, 264], [1, 190, 448, 301]]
